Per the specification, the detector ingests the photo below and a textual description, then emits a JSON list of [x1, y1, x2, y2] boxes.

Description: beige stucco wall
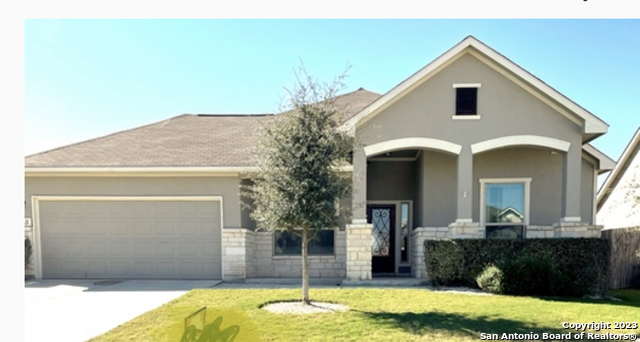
[[473, 147, 564, 225], [24, 176, 243, 228], [419, 151, 457, 227], [356, 53, 583, 149], [367, 161, 416, 201]]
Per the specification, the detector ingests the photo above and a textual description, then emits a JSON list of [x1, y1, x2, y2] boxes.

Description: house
[[597, 128, 640, 229], [24, 36, 616, 281]]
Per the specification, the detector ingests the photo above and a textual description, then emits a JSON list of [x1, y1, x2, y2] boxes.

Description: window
[[400, 202, 410, 263], [453, 83, 481, 117], [480, 178, 531, 239], [274, 230, 335, 255], [456, 88, 478, 115]]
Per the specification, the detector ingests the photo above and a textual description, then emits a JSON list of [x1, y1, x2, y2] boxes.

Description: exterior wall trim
[[24, 165, 353, 177], [453, 83, 482, 88], [452, 115, 481, 120], [471, 135, 571, 154], [561, 216, 582, 222], [30, 195, 225, 280], [364, 137, 462, 157]]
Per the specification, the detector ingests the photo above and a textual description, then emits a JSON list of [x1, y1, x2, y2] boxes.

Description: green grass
[[89, 288, 640, 342]]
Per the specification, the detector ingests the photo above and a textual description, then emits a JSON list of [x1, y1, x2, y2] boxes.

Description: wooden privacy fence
[[602, 227, 640, 289]]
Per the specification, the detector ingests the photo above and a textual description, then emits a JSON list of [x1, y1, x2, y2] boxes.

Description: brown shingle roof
[[25, 88, 381, 168]]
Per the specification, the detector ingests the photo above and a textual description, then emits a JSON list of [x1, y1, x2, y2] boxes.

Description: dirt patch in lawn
[[262, 301, 349, 314]]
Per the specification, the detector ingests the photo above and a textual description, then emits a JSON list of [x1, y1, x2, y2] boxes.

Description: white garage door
[[38, 199, 222, 279]]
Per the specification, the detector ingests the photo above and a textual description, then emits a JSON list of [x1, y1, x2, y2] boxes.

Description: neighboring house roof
[[496, 206, 524, 222], [596, 127, 640, 212], [341, 35, 609, 142], [24, 88, 381, 170]]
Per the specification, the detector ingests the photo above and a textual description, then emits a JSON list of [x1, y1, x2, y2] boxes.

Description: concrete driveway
[[24, 279, 220, 342]]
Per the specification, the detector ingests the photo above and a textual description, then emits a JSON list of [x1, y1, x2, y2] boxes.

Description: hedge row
[[424, 238, 610, 297]]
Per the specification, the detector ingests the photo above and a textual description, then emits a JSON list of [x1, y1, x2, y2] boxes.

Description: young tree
[[244, 66, 353, 305]]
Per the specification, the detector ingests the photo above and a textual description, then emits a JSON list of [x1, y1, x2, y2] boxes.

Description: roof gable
[[340, 36, 609, 140]]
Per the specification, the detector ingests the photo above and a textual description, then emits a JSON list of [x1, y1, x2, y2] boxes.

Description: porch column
[[561, 143, 582, 222], [456, 146, 473, 222], [352, 145, 367, 224]]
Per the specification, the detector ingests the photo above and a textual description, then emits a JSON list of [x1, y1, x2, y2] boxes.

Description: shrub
[[476, 264, 504, 293], [498, 255, 558, 296], [425, 238, 610, 297], [25, 237, 33, 269], [425, 240, 465, 286]]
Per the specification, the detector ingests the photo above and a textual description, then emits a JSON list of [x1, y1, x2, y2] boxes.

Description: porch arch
[[364, 137, 462, 157], [470, 135, 571, 154]]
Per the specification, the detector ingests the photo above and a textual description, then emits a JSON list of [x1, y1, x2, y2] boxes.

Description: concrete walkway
[[24, 279, 219, 342]]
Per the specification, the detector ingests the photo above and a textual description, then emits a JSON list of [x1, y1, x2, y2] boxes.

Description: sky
[[24, 20, 640, 170]]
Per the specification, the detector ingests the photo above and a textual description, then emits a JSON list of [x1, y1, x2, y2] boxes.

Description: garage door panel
[[132, 204, 152, 216], [156, 221, 175, 235], [134, 241, 153, 256], [156, 241, 175, 256], [39, 200, 221, 279], [155, 202, 175, 216], [88, 241, 108, 255], [179, 242, 198, 256], [110, 261, 130, 276], [109, 221, 131, 235], [174, 202, 198, 215], [83, 202, 106, 216], [88, 261, 108, 276], [200, 220, 218, 236], [109, 241, 130, 256], [157, 262, 175, 276], [86, 221, 107, 235], [108, 202, 131, 216], [179, 221, 199, 235], [201, 203, 220, 215], [42, 239, 64, 256], [134, 261, 154, 277], [65, 241, 85, 256], [202, 262, 217, 275], [57, 220, 84, 236], [133, 221, 152, 235], [201, 242, 218, 256], [179, 262, 199, 277], [65, 260, 87, 277]]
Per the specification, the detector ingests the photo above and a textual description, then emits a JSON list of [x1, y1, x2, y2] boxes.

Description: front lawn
[[89, 288, 640, 342]]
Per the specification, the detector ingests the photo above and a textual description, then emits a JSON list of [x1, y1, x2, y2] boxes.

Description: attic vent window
[[453, 83, 481, 118]]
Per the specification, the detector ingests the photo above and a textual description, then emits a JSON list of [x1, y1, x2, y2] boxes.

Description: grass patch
[[88, 288, 640, 342]]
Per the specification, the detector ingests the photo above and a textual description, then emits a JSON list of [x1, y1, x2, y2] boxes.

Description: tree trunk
[[301, 226, 310, 305]]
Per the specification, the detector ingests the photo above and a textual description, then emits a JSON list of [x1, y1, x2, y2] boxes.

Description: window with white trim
[[480, 178, 531, 239], [453, 83, 481, 116]]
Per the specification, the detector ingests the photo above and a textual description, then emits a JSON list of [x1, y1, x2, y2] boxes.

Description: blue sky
[[24, 20, 640, 175]]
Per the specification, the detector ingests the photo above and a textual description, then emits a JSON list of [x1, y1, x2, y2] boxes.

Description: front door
[[367, 204, 395, 274]]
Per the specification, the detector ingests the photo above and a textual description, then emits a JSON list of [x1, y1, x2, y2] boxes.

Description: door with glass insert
[[367, 204, 395, 274]]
